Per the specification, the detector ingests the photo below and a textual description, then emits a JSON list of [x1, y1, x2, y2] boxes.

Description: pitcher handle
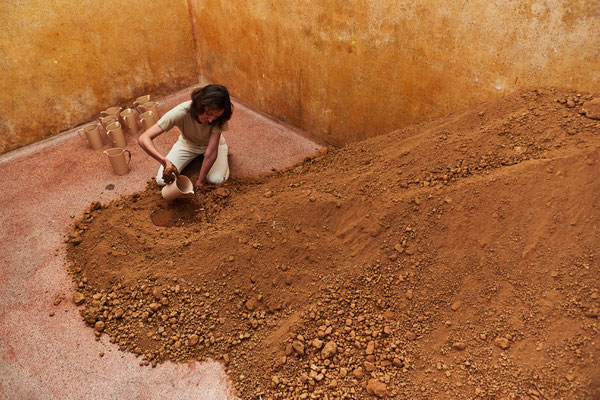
[[77, 129, 85, 141], [124, 150, 131, 165]]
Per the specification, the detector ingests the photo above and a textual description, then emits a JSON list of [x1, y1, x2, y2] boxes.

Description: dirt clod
[[450, 301, 461, 311], [452, 342, 467, 351], [72, 292, 85, 305], [94, 321, 105, 332], [494, 337, 511, 349], [321, 341, 337, 358], [366, 378, 389, 397]]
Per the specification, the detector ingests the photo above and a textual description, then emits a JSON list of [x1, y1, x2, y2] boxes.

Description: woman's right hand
[[162, 160, 179, 184]]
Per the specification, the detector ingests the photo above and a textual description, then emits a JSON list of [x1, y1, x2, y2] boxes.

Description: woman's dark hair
[[190, 84, 233, 127]]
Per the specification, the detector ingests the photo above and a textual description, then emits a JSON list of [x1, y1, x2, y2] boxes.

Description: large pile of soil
[[67, 88, 599, 399]]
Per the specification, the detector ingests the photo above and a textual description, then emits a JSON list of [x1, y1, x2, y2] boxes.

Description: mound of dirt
[[66, 88, 599, 399]]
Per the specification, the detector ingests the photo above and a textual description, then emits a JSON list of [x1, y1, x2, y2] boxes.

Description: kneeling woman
[[139, 84, 232, 189]]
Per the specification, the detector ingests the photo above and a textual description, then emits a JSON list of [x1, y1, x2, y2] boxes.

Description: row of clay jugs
[[88, 106, 129, 175], [78, 96, 153, 175], [103, 105, 129, 175], [100, 98, 154, 176], [79, 116, 124, 150]]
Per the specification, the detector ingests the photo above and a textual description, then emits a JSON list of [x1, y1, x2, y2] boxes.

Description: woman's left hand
[[195, 181, 210, 192]]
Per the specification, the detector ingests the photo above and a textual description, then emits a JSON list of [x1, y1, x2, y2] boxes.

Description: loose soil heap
[[67, 88, 599, 399]]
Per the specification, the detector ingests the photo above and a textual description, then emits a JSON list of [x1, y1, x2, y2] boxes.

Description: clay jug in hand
[[162, 175, 194, 202]]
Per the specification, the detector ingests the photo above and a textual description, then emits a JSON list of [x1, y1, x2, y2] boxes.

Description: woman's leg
[[156, 138, 200, 186], [206, 140, 230, 184]]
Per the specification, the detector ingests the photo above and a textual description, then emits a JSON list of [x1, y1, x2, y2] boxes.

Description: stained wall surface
[[0, 0, 198, 153], [191, 0, 600, 145]]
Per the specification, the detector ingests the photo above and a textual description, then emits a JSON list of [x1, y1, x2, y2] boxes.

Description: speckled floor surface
[[0, 86, 323, 399]]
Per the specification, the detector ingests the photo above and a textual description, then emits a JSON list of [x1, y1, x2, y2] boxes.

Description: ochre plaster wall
[[191, 0, 600, 146], [0, 0, 198, 153]]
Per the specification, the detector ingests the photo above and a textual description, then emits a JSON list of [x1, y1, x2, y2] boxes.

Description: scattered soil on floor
[[66, 88, 600, 399]]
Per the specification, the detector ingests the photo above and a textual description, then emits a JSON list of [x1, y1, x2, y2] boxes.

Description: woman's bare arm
[[195, 131, 221, 188], [138, 123, 179, 182]]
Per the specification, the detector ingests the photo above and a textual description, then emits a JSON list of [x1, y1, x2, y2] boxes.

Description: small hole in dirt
[[150, 209, 175, 227], [150, 202, 198, 227]]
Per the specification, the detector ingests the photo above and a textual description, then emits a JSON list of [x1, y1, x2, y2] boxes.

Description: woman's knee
[[206, 174, 228, 185], [156, 166, 166, 186]]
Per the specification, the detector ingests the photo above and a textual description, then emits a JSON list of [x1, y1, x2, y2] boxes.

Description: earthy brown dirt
[[66, 88, 600, 399]]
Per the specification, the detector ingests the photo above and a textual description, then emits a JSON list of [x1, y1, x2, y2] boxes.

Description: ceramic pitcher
[[106, 121, 126, 148], [162, 175, 194, 202], [133, 95, 151, 107], [101, 106, 122, 119], [120, 108, 137, 133], [100, 115, 119, 129], [139, 110, 158, 131], [137, 101, 159, 118], [104, 147, 131, 176], [78, 123, 103, 150]]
